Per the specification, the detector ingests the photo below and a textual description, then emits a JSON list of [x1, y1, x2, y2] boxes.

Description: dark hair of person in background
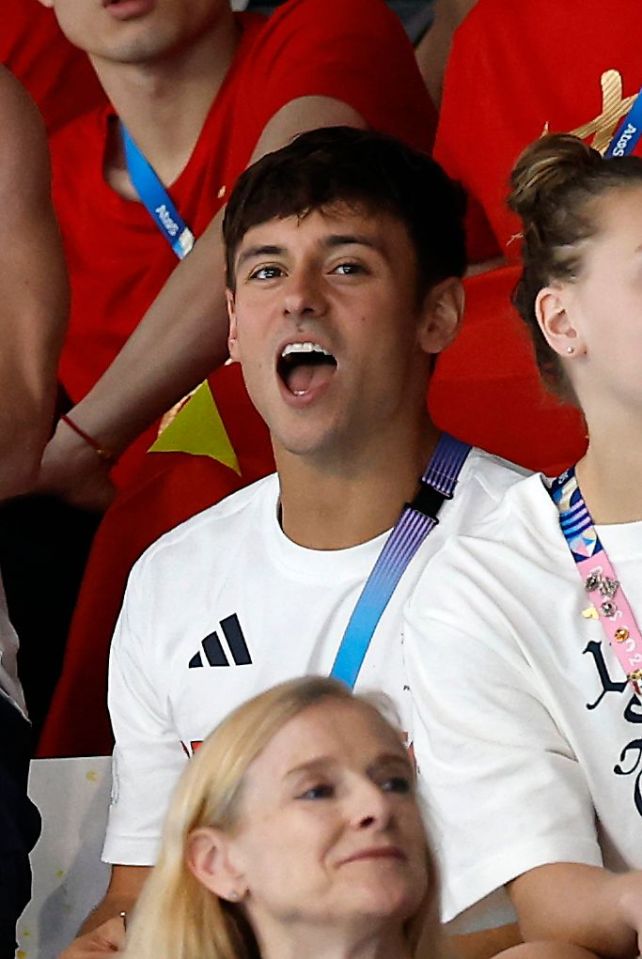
[[223, 125, 467, 301]]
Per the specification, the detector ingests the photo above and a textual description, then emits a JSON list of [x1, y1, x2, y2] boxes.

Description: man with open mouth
[[61, 127, 526, 956]]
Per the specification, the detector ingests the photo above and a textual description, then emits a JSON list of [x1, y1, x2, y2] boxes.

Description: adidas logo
[[189, 613, 252, 668]]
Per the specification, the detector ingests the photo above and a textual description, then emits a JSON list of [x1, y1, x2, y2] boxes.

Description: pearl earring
[[566, 345, 575, 354]]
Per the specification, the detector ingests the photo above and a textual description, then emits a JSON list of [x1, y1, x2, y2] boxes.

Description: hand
[[34, 417, 116, 512], [616, 870, 642, 956], [58, 914, 126, 957]]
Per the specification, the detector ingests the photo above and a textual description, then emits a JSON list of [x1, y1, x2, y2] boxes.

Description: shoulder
[[131, 473, 278, 582], [50, 105, 112, 195], [50, 104, 109, 155], [255, 0, 402, 42], [415, 469, 566, 608], [445, 446, 529, 527], [241, 0, 433, 151]]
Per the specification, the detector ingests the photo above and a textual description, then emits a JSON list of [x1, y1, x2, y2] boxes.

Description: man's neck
[[575, 404, 642, 524], [276, 416, 440, 550], [92, 12, 239, 192]]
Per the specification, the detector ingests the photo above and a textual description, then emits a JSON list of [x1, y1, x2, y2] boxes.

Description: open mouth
[[277, 341, 337, 396]]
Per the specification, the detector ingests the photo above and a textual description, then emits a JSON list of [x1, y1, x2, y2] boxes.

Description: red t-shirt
[[2, 0, 104, 132], [53, 0, 435, 409], [427, 0, 642, 473], [435, 0, 642, 260]]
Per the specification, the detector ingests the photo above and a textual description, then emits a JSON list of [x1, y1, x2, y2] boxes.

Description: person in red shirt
[[416, 0, 642, 475], [1, 0, 103, 132]]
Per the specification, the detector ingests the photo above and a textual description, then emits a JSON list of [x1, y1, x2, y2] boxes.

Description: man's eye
[[298, 783, 334, 800], [381, 776, 412, 795], [249, 265, 283, 280], [333, 262, 363, 276]]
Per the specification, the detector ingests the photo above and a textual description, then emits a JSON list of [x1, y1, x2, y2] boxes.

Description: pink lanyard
[[548, 468, 642, 699]]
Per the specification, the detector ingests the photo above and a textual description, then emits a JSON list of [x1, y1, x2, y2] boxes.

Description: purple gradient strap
[[331, 434, 471, 688]]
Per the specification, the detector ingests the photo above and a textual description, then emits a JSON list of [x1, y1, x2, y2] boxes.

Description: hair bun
[[508, 133, 602, 227]]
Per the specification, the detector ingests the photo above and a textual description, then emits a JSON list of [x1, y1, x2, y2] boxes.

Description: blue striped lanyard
[[605, 87, 642, 158], [120, 122, 195, 259], [331, 434, 471, 688]]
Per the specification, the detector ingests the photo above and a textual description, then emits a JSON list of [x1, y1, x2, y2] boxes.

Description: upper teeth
[[282, 342, 331, 358]]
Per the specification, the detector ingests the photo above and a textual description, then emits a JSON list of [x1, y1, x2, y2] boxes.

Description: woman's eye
[[381, 776, 412, 795], [249, 265, 283, 280], [298, 783, 335, 800]]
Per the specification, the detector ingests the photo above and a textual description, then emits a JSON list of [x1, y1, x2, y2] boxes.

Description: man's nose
[[282, 269, 325, 319]]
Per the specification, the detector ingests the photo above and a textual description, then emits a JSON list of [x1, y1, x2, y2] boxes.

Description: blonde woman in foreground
[[121, 676, 439, 959]]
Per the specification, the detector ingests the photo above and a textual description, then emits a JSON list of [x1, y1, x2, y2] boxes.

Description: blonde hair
[[122, 676, 442, 959]]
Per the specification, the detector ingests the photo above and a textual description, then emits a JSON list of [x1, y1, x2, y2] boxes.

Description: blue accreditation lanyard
[[605, 87, 642, 158], [120, 122, 195, 259], [330, 434, 471, 689]]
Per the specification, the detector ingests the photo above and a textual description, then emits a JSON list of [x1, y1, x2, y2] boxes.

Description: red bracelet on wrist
[[60, 414, 116, 464]]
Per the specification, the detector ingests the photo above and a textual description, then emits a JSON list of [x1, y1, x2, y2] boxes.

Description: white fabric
[[405, 471, 642, 923], [103, 449, 523, 866], [0, 573, 26, 717]]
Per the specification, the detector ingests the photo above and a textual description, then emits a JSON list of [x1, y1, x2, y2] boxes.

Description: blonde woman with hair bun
[[404, 133, 642, 957], [120, 676, 440, 959]]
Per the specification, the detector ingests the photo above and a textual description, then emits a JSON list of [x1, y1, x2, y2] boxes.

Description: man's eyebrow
[[324, 233, 386, 254], [236, 244, 286, 268]]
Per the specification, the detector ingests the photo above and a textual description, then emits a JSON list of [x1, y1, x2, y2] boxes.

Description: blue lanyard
[[330, 434, 471, 688], [120, 122, 195, 259], [605, 87, 642, 158]]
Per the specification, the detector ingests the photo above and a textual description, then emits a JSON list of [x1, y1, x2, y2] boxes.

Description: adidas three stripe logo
[[189, 613, 252, 668]]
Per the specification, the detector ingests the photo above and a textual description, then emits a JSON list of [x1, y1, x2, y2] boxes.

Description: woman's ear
[[417, 277, 465, 356], [535, 284, 584, 358], [186, 827, 246, 903], [226, 290, 240, 362]]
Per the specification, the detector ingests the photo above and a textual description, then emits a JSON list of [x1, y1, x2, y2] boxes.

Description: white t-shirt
[[0, 574, 26, 718], [405, 471, 642, 923], [103, 449, 523, 866]]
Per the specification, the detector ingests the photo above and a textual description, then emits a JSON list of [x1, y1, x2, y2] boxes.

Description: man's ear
[[186, 827, 247, 903], [535, 283, 584, 358], [417, 277, 464, 356], [226, 289, 240, 362]]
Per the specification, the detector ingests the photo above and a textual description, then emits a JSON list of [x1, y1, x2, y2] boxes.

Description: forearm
[[509, 864, 641, 958], [70, 211, 230, 456], [79, 891, 136, 935], [78, 863, 150, 934]]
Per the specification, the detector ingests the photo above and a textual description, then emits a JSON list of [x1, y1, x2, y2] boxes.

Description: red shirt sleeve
[[244, 0, 436, 154]]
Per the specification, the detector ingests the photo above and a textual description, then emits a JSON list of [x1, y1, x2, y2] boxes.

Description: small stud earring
[[566, 345, 575, 354], [227, 890, 240, 902]]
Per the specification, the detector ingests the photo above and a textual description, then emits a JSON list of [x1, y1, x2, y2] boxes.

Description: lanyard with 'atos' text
[[548, 468, 642, 699], [330, 433, 471, 689], [120, 121, 195, 259], [605, 87, 642, 158]]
